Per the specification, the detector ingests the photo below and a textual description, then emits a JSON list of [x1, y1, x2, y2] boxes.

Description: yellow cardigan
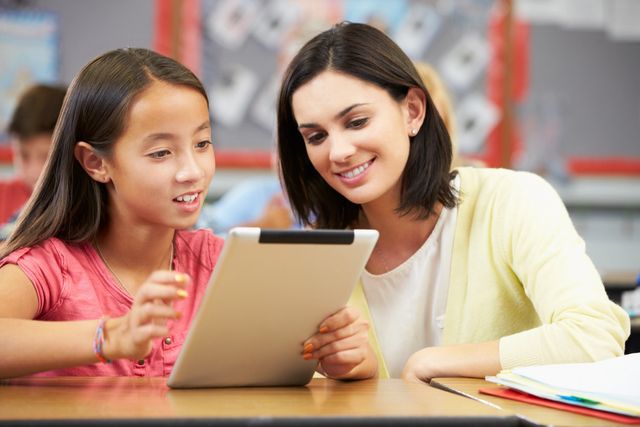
[[351, 167, 630, 379]]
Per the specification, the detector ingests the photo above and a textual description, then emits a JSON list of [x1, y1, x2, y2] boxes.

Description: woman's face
[[292, 70, 420, 208], [102, 80, 215, 231]]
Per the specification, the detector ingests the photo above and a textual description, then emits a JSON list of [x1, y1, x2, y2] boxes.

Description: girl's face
[[291, 70, 421, 208], [104, 80, 214, 231]]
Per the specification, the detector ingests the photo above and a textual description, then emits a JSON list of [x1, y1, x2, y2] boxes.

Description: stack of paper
[[486, 353, 640, 419]]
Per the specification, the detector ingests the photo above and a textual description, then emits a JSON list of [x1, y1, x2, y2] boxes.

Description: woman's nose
[[328, 135, 356, 163]]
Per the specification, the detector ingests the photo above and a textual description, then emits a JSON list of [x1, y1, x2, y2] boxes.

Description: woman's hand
[[401, 341, 501, 384], [401, 347, 441, 383], [103, 271, 189, 361], [302, 306, 377, 380]]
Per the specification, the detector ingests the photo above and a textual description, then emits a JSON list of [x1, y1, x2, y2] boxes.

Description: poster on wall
[[0, 10, 59, 145], [171, 0, 500, 166]]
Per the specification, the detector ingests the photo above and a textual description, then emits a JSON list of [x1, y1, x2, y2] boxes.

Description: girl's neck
[[95, 225, 176, 295]]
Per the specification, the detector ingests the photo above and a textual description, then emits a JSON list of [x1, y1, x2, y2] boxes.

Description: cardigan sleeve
[[496, 172, 630, 369]]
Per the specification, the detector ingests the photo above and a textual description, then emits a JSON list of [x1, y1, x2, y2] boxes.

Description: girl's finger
[[130, 322, 172, 345], [134, 283, 189, 304], [132, 301, 181, 325], [145, 270, 191, 285]]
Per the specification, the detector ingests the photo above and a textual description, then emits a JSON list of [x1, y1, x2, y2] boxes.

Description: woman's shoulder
[[457, 167, 554, 200]]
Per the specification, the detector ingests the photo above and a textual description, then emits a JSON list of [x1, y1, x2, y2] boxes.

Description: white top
[[361, 179, 459, 378]]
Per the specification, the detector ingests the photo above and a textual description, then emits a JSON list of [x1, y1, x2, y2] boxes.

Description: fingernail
[[303, 352, 313, 360], [303, 343, 313, 353], [319, 326, 329, 334], [176, 289, 188, 299], [175, 273, 187, 283]]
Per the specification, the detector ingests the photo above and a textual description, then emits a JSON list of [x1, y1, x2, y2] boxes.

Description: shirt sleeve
[[0, 243, 66, 318], [496, 172, 630, 369]]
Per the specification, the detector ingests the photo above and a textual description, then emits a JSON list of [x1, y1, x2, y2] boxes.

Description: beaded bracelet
[[93, 317, 111, 364]]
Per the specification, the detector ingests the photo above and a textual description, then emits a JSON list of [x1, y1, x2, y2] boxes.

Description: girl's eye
[[196, 140, 212, 149], [149, 150, 171, 159], [306, 132, 326, 145], [347, 117, 368, 129]]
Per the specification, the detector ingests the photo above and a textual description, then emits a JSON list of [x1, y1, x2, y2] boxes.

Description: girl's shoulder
[[0, 237, 88, 269], [174, 229, 225, 270], [175, 228, 224, 249]]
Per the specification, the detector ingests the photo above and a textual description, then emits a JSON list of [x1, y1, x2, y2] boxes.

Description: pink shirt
[[0, 229, 224, 377]]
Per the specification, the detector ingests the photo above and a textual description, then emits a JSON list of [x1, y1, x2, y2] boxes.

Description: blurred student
[[0, 48, 375, 380], [0, 84, 66, 226], [414, 61, 483, 169], [197, 176, 295, 236], [276, 22, 629, 382]]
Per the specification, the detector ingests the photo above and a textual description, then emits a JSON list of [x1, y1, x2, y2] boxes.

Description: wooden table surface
[[0, 377, 526, 426], [431, 377, 634, 427]]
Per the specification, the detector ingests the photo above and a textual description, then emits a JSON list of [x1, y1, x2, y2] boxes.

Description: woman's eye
[[196, 140, 212, 149], [149, 150, 171, 159], [306, 132, 326, 145], [348, 117, 368, 129]]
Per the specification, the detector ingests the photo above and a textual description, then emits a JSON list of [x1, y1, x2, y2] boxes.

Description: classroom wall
[[31, 0, 154, 83], [1, 0, 639, 276]]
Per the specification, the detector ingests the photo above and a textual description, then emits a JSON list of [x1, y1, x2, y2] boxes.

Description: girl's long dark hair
[[1, 48, 207, 259]]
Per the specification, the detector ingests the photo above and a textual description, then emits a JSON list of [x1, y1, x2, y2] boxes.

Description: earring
[[410, 129, 417, 136]]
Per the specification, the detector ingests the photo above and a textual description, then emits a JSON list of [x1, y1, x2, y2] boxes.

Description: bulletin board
[[0, 0, 155, 164], [0, 9, 59, 162], [156, 0, 511, 169]]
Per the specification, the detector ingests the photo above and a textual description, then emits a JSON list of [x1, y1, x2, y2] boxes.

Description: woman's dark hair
[[277, 22, 457, 229], [1, 48, 207, 258]]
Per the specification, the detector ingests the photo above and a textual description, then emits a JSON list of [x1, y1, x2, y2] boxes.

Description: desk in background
[[0, 377, 531, 427]]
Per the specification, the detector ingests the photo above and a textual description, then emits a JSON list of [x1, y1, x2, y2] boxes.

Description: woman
[[277, 22, 629, 382]]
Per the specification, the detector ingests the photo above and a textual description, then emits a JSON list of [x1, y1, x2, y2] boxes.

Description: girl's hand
[[301, 306, 376, 379], [103, 271, 189, 361]]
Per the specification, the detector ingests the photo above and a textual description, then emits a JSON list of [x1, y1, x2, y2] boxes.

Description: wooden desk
[[431, 378, 630, 427], [0, 377, 533, 426]]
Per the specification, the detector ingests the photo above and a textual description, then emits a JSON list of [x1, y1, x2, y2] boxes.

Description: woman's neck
[[359, 201, 442, 274]]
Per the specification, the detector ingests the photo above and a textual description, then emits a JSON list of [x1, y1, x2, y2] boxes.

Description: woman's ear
[[74, 142, 110, 183], [405, 87, 427, 137]]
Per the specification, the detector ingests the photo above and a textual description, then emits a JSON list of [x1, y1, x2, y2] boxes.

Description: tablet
[[167, 227, 378, 388]]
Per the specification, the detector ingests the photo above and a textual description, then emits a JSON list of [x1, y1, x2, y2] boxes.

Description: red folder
[[479, 387, 640, 425]]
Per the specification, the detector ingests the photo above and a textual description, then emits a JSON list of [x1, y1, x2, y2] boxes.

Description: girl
[[0, 48, 376, 380], [280, 23, 630, 382]]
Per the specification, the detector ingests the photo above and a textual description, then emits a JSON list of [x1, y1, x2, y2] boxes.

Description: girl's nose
[[176, 154, 205, 182]]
